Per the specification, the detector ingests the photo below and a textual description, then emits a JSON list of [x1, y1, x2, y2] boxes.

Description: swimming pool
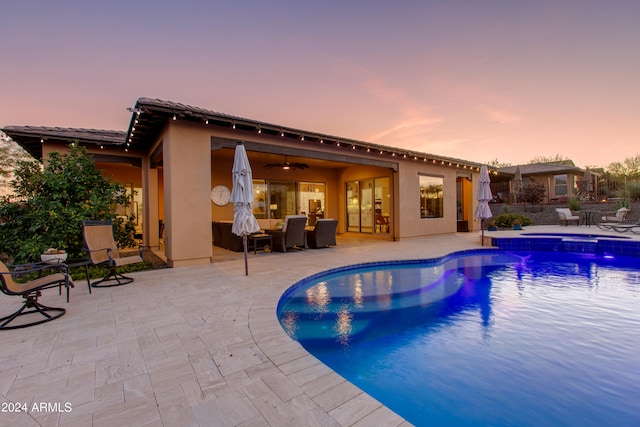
[[277, 250, 640, 427]]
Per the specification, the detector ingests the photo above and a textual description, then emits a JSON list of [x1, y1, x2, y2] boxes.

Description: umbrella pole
[[481, 219, 485, 246], [243, 235, 249, 275]]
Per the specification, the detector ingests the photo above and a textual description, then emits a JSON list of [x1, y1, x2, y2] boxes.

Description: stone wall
[[489, 202, 639, 226]]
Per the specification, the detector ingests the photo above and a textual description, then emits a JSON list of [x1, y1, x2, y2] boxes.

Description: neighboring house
[[496, 161, 596, 203], [3, 97, 485, 267]]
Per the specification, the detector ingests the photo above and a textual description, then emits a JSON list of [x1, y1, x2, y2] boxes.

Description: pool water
[[277, 250, 640, 427]]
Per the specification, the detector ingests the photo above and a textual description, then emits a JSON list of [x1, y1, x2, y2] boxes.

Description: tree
[[0, 144, 135, 262], [486, 158, 512, 168], [528, 153, 569, 164], [0, 132, 33, 195], [520, 179, 546, 212], [606, 154, 640, 200]]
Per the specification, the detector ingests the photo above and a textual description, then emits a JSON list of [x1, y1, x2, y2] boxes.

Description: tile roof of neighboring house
[[499, 162, 584, 176], [1, 126, 126, 160]]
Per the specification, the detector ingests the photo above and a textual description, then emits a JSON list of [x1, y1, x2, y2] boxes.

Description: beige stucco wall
[[41, 125, 480, 266], [394, 161, 472, 239], [162, 122, 213, 267]]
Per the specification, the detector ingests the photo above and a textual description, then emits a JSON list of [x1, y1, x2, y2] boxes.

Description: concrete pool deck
[[1, 225, 638, 426]]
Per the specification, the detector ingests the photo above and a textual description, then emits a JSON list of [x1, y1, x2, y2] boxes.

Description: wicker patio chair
[[266, 215, 307, 252], [0, 260, 73, 330], [307, 219, 338, 249], [82, 220, 143, 287]]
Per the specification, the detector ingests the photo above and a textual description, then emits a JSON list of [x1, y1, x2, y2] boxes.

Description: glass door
[[360, 179, 374, 233], [346, 179, 377, 233], [374, 177, 390, 233], [346, 181, 360, 232]]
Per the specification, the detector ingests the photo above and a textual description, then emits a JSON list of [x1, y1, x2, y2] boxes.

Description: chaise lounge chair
[[0, 260, 73, 329], [596, 208, 631, 231], [265, 215, 307, 252], [82, 220, 144, 287], [555, 208, 580, 226], [605, 220, 640, 234], [307, 219, 338, 249]]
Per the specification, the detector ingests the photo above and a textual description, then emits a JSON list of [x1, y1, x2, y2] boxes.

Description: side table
[[250, 234, 272, 254]]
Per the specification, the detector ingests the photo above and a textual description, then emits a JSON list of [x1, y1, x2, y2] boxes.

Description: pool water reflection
[[277, 250, 640, 427]]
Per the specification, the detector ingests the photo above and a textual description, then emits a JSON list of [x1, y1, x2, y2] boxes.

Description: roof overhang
[[1, 126, 130, 163], [127, 97, 486, 172]]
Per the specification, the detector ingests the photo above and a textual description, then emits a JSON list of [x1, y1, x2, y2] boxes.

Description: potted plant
[[486, 219, 498, 231], [512, 217, 523, 230]]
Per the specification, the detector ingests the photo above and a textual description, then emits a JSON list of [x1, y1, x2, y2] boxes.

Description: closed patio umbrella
[[513, 165, 523, 203], [475, 165, 493, 246], [584, 167, 593, 194], [231, 141, 260, 275]]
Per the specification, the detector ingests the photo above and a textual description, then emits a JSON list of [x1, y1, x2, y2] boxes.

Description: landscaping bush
[[493, 213, 532, 228], [0, 144, 135, 263], [567, 197, 581, 212]]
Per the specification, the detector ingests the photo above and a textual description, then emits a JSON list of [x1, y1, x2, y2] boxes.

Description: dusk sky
[[2, 0, 638, 168]]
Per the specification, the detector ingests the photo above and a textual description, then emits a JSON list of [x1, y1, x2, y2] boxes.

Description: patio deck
[[1, 226, 638, 426]]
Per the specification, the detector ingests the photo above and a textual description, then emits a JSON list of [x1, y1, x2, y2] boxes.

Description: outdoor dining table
[[580, 210, 599, 227]]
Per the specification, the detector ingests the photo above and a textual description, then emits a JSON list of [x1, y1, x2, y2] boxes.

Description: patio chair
[[601, 207, 629, 223], [266, 215, 307, 252], [555, 208, 579, 226], [375, 214, 390, 232], [597, 208, 631, 231], [307, 219, 338, 249], [82, 220, 143, 287], [0, 260, 73, 330]]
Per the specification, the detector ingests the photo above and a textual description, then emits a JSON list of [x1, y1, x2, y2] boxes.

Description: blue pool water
[[277, 250, 640, 427]]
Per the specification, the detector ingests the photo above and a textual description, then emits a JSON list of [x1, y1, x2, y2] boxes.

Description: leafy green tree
[[0, 144, 135, 262]]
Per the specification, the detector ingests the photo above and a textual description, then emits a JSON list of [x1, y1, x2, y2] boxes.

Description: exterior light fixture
[[172, 114, 177, 120]]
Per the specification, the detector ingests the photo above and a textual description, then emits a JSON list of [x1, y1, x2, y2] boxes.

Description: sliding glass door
[[347, 177, 390, 233]]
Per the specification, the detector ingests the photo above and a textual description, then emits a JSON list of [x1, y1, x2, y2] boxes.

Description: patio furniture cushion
[[555, 208, 579, 226]]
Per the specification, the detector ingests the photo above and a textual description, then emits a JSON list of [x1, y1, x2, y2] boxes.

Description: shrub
[[567, 197, 581, 211], [0, 144, 135, 263], [520, 180, 546, 211], [492, 213, 532, 228]]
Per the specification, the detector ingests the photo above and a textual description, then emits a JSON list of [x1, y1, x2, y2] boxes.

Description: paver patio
[[1, 226, 637, 426]]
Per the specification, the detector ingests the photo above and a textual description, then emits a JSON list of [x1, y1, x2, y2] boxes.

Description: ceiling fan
[[264, 155, 309, 170]]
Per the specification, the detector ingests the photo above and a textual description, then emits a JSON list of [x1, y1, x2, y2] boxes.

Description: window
[[252, 179, 325, 221], [554, 174, 568, 196], [420, 175, 443, 218]]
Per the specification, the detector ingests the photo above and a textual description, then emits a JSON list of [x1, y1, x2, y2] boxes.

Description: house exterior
[[496, 161, 595, 203], [3, 97, 486, 267]]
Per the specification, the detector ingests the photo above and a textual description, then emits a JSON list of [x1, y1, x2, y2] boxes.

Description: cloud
[[483, 106, 521, 124], [368, 117, 442, 142]]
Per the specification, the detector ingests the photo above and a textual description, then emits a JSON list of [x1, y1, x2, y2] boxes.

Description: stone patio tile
[[313, 380, 364, 412], [192, 389, 261, 427], [329, 392, 384, 426]]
